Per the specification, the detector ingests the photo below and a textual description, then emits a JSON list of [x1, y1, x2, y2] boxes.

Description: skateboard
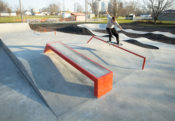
[[107, 41, 123, 46]]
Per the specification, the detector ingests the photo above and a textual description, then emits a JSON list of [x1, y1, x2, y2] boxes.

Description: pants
[[106, 28, 119, 44]]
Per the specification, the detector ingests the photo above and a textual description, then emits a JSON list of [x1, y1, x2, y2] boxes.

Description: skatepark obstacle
[[44, 41, 113, 98], [87, 36, 146, 70]]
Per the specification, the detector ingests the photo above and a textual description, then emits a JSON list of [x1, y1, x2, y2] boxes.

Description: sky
[[4, 0, 175, 11], [4, 0, 86, 11], [4, 0, 112, 11]]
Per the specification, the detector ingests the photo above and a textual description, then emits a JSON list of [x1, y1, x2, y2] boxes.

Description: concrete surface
[[0, 23, 175, 121]]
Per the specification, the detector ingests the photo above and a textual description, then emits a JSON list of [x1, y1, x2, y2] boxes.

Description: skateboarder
[[106, 10, 123, 45]]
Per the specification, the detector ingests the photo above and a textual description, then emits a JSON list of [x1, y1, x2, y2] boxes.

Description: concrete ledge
[[44, 41, 113, 98]]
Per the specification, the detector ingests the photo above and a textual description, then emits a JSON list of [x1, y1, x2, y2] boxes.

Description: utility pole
[[63, 0, 65, 11], [85, 0, 88, 22], [74, 0, 75, 12], [19, 0, 23, 22]]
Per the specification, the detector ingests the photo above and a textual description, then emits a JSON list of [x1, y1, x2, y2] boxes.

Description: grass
[[0, 16, 175, 26], [0, 16, 21, 23], [0, 16, 133, 24], [96, 18, 133, 24], [0, 16, 60, 23], [136, 20, 175, 26]]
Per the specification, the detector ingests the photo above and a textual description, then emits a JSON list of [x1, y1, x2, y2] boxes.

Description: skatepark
[[0, 23, 175, 121]]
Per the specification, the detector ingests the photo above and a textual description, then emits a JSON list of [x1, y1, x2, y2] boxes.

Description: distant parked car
[[125, 14, 135, 20], [140, 14, 152, 20]]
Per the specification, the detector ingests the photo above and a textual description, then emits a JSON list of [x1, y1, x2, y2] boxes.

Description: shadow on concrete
[[8, 44, 94, 99], [0, 43, 47, 107], [70, 45, 139, 70], [124, 39, 159, 49], [29, 53, 94, 99], [9, 45, 44, 49]]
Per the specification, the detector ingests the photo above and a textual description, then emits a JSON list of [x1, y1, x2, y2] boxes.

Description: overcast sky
[[4, 0, 175, 11]]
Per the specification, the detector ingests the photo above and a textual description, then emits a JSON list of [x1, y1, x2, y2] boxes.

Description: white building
[[25, 11, 32, 16], [158, 10, 175, 21], [42, 12, 49, 16], [140, 14, 152, 20], [0, 13, 16, 16], [62, 12, 71, 18], [71, 12, 85, 21]]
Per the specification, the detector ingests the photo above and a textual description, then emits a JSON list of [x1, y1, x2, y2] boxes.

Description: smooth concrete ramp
[[0, 23, 32, 36], [0, 39, 57, 121]]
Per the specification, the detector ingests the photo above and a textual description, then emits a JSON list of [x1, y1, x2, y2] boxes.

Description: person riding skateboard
[[106, 10, 123, 45]]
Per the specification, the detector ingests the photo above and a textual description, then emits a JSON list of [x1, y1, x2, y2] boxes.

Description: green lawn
[[0, 16, 175, 26], [96, 18, 133, 24], [136, 20, 175, 26], [0, 16, 21, 23], [0, 16, 60, 23], [0, 16, 133, 24]]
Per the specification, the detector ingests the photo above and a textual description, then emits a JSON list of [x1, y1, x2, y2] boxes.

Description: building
[[158, 10, 175, 21], [71, 12, 85, 21], [42, 12, 49, 16], [89, 13, 95, 19], [125, 14, 135, 20], [0, 12, 16, 16], [31, 9, 40, 15], [24, 11, 32, 16], [62, 11, 71, 18], [140, 14, 152, 20]]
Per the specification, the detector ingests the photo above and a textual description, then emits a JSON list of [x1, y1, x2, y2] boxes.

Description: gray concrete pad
[[0, 23, 175, 121]]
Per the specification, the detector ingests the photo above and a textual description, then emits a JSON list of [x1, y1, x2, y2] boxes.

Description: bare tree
[[145, 0, 174, 24], [75, 2, 83, 12], [89, 0, 101, 17], [116, 1, 125, 16], [93, 1, 100, 17], [16, 8, 21, 16], [88, 0, 93, 13], [109, 0, 118, 17], [0, 0, 8, 12], [41, 3, 61, 15], [7, 8, 12, 15], [49, 4, 59, 15], [42, 7, 49, 12]]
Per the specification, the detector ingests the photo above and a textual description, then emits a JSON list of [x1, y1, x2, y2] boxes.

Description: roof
[[71, 12, 85, 16], [163, 10, 175, 13]]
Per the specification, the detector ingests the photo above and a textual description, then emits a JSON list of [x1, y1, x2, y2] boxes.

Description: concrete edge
[[0, 39, 57, 117]]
